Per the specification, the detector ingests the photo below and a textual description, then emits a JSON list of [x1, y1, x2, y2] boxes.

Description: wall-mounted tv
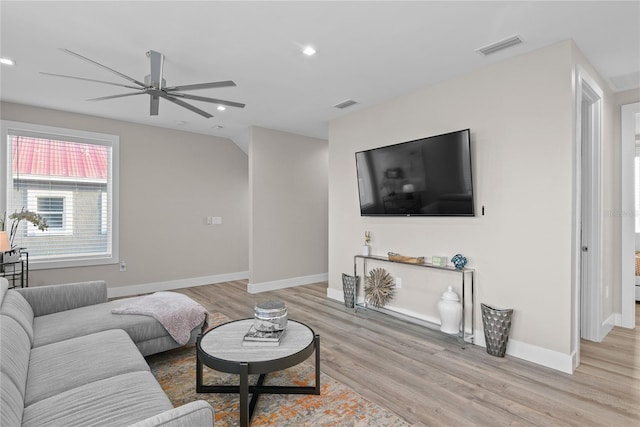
[[355, 129, 474, 216]]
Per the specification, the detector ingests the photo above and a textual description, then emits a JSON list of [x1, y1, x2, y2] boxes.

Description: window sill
[[29, 256, 117, 271]]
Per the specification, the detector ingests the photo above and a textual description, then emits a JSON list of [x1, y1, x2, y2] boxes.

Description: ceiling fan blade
[[40, 72, 142, 90], [148, 50, 164, 90], [159, 93, 213, 118], [87, 92, 145, 101], [150, 95, 160, 116], [164, 81, 236, 92], [167, 92, 245, 109], [60, 48, 147, 88]]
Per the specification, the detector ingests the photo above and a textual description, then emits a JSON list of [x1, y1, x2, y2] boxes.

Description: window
[[38, 196, 65, 230], [26, 190, 73, 235], [1, 121, 119, 269]]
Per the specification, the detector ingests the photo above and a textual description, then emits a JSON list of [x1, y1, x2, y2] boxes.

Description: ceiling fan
[[41, 49, 245, 118]]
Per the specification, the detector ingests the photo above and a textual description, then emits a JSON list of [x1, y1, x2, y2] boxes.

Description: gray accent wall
[[248, 126, 328, 288], [0, 102, 249, 289]]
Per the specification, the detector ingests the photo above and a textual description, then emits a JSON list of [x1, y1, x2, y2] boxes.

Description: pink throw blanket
[[111, 292, 208, 345]]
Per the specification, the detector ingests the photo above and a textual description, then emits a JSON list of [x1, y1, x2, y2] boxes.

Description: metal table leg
[[240, 362, 249, 427]]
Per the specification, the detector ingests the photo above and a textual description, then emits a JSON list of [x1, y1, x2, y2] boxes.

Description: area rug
[[146, 312, 410, 427]]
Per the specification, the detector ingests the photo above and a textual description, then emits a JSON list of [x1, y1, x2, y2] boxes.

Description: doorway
[[620, 102, 640, 329], [574, 66, 604, 359]]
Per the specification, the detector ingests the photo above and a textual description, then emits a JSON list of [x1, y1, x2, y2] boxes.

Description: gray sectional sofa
[[0, 277, 214, 427]]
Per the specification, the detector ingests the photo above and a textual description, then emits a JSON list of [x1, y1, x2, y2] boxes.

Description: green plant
[[1, 208, 48, 248]]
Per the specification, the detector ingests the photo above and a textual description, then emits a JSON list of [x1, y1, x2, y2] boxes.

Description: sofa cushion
[[25, 329, 151, 406], [22, 371, 173, 427], [0, 315, 31, 400], [0, 278, 9, 304], [0, 371, 24, 427], [16, 281, 108, 317], [31, 299, 174, 348], [0, 290, 35, 345], [136, 327, 201, 357]]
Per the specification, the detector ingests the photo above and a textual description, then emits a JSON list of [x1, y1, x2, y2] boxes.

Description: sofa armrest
[[126, 401, 214, 427], [15, 280, 108, 317]]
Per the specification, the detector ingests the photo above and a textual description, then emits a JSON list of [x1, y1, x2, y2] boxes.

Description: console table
[[353, 254, 474, 347]]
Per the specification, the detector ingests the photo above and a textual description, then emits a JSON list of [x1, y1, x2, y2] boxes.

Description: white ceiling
[[1, 1, 639, 152]]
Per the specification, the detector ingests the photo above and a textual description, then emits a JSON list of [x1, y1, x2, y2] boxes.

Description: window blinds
[[7, 134, 114, 262]]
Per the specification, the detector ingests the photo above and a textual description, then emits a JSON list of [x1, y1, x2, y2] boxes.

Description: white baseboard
[[572, 348, 580, 372], [613, 312, 623, 327], [598, 313, 615, 341], [473, 331, 574, 374], [247, 273, 328, 294], [107, 271, 249, 298], [326, 287, 344, 302], [327, 288, 471, 331], [327, 287, 574, 374]]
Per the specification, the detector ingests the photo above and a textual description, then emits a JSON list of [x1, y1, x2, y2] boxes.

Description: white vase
[[362, 245, 370, 256], [438, 286, 462, 334]]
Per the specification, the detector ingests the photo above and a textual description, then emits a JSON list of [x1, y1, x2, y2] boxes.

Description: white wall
[[1, 102, 249, 294], [248, 126, 328, 292], [329, 41, 577, 372]]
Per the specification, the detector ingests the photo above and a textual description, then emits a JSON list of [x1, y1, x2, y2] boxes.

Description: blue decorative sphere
[[452, 254, 467, 270]]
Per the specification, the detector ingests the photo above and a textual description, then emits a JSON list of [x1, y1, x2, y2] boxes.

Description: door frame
[[621, 102, 640, 328], [573, 65, 604, 368]]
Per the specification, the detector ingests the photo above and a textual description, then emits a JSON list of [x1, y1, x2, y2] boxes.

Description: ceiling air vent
[[475, 35, 523, 56], [609, 71, 640, 91], [333, 99, 358, 109]]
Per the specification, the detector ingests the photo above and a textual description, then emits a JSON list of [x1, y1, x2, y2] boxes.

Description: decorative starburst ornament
[[365, 267, 395, 308]]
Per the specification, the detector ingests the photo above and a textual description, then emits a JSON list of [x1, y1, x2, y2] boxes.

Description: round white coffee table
[[196, 318, 320, 427]]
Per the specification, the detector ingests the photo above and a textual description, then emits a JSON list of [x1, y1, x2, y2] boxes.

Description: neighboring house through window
[[1, 121, 119, 269], [27, 189, 73, 235]]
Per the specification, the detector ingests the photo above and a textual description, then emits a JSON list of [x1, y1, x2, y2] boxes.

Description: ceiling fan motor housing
[[144, 75, 166, 90]]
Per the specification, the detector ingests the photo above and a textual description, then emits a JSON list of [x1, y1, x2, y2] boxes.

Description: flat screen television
[[355, 129, 474, 216]]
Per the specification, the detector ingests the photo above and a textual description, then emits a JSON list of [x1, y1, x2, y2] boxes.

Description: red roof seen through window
[[12, 136, 108, 180]]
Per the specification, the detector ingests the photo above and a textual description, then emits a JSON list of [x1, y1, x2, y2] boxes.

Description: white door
[[575, 67, 604, 345]]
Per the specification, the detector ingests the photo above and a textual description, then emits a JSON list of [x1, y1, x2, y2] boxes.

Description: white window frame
[[26, 189, 74, 236], [1, 120, 119, 270]]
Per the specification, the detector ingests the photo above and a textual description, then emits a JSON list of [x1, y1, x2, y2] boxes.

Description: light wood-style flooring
[[177, 281, 640, 426]]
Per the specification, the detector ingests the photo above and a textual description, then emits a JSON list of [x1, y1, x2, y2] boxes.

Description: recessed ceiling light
[[217, 105, 226, 111], [175, 120, 187, 125], [302, 46, 317, 56], [213, 125, 224, 129], [0, 57, 15, 66]]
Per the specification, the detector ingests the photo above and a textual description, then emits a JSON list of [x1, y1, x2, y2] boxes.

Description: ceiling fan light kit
[[42, 49, 245, 118]]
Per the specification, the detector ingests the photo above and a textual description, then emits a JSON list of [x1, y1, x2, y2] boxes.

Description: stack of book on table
[[242, 325, 286, 347]]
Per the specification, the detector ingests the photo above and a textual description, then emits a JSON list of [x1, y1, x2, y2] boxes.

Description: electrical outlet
[[119, 261, 126, 272], [395, 277, 402, 288], [212, 216, 222, 225]]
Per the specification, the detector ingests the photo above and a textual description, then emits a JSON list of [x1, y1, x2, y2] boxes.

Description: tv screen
[[355, 129, 474, 216]]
